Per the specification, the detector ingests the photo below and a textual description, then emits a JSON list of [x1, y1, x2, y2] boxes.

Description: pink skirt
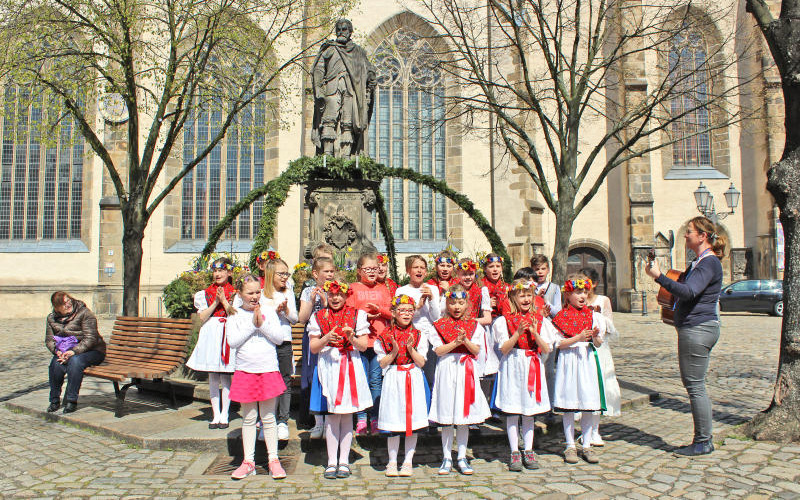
[[230, 370, 286, 403]]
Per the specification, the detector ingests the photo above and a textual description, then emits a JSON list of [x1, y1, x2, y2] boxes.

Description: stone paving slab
[[1, 312, 797, 499]]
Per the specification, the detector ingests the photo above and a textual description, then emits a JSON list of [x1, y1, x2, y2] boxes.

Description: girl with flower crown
[[493, 278, 558, 471], [551, 275, 607, 465], [308, 280, 373, 480], [375, 294, 429, 477], [376, 253, 399, 295], [427, 250, 458, 299], [479, 253, 510, 397], [185, 257, 237, 429], [429, 284, 491, 476]]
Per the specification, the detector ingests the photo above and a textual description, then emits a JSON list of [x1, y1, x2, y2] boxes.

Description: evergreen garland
[[202, 155, 513, 281]]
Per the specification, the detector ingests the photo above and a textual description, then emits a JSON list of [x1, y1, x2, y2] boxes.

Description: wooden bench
[[84, 316, 193, 413], [291, 323, 306, 386]]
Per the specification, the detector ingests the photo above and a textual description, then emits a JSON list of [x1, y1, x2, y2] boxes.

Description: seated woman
[[45, 292, 106, 414]]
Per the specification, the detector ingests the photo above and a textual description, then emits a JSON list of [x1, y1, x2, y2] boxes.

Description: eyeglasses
[[396, 307, 415, 314], [360, 267, 379, 272], [275, 272, 291, 278]]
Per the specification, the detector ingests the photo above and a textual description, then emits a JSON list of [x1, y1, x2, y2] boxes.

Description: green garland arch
[[201, 155, 513, 281]]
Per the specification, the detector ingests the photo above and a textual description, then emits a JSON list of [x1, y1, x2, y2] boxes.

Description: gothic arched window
[[668, 29, 712, 169], [0, 84, 85, 245], [368, 29, 447, 244], [180, 93, 270, 242]]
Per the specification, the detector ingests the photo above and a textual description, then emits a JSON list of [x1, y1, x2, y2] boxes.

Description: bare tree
[[743, 0, 800, 442], [415, 0, 754, 283], [0, 0, 348, 315]]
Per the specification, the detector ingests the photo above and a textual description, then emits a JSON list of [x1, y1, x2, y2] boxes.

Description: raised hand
[[341, 326, 355, 343], [276, 299, 288, 315]]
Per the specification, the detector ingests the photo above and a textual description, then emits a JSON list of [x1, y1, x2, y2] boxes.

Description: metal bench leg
[[113, 380, 136, 418]]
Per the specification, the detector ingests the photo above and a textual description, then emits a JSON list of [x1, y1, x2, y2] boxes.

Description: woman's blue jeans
[[49, 350, 105, 404]]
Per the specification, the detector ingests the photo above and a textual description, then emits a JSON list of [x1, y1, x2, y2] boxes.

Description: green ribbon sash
[[591, 344, 607, 412]]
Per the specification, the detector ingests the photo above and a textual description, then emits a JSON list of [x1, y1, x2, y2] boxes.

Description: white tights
[[441, 425, 470, 460], [387, 434, 418, 465], [562, 412, 599, 448], [506, 415, 536, 452], [241, 399, 278, 462], [207, 372, 232, 424], [325, 414, 354, 467]]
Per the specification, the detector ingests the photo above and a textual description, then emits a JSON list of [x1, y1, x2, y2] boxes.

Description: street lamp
[[693, 182, 740, 224]]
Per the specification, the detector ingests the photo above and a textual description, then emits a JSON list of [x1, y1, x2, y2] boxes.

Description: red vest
[[377, 325, 422, 365], [314, 306, 358, 349], [552, 305, 594, 338], [204, 283, 236, 317], [482, 277, 512, 318], [504, 304, 545, 351], [434, 317, 478, 355]]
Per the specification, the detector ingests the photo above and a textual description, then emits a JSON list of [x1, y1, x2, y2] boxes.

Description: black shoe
[[218, 422, 229, 429], [62, 402, 78, 414], [47, 402, 60, 413], [673, 441, 714, 457], [208, 423, 219, 429]]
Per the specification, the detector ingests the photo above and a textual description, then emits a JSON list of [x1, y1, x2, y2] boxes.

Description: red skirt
[[230, 370, 286, 403]]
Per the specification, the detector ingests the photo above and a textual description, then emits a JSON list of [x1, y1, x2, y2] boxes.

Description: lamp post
[[693, 182, 741, 225]]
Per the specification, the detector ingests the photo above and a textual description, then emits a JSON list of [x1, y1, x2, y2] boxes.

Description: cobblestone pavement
[[2, 313, 799, 499]]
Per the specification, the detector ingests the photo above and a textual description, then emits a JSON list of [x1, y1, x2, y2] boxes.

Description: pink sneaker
[[370, 420, 380, 435], [231, 460, 256, 480], [356, 419, 368, 435], [268, 459, 286, 479]]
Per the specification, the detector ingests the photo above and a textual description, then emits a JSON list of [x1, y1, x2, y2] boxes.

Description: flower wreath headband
[[457, 260, 477, 272], [482, 255, 504, 266], [323, 280, 350, 295], [562, 278, 593, 293], [256, 250, 280, 264], [444, 290, 468, 300], [210, 261, 233, 271], [511, 280, 536, 291], [435, 256, 455, 265], [391, 294, 416, 308], [376, 254, 389, 264]]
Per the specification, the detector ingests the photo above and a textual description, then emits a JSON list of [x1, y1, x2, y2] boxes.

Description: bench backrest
[[104, 316, 194, 370], [292, 324, 305, 372]]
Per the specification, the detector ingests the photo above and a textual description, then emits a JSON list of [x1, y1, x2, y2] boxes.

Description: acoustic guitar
[[647, 249, 685, 326]]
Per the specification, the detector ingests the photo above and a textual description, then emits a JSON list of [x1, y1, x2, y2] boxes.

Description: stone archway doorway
[[567, 246, 609, 299]]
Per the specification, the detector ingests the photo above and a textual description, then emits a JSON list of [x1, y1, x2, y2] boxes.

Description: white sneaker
[[309, 424, 324, 439], [277, 422, 290, 441]]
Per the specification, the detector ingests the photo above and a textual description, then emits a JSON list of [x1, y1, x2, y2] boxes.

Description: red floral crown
[[376, 254, 389, 264], [457, 260, 477, 272], [323, 280, 350, 295], [256, 250, 280, 264], [562, 279, 593, 292]]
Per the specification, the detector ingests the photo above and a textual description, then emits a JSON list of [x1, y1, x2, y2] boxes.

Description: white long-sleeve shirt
[[395, 283, 441, 334], [226, 306, 283, 373], [261, 289, 298, 343]]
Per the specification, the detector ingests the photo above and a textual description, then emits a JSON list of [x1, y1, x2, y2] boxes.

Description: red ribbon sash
[[397, 364, 414, 436], [525, 350, 542, 403], [219, 318, 230, 365], [335, 345, 359, 408], [460, 354, 477, 417]]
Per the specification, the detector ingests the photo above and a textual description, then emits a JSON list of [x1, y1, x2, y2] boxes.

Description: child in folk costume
[[377, 253, 399, 296], [396, 255, 441, 387], [493, 279, 558, 471], [375, 295, 429, 477], [578, 267, 621, 447], [308, 280, 373, 480], [480, 254, 510, 396], [260, 255, 298, 441], [531, 254, 562, 418], [551, 276, 607, 464], [427, 250, 458, 306], [185, 257, 237, 429], [227, 275, 287, 480], [454, 259, 492, 327], [430, 285, 492, 476], [298, 257, 337, 439], [346, 253, 393, 435]]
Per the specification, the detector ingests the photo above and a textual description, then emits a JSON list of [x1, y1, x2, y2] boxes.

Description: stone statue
[[311, 19, 376, 158]]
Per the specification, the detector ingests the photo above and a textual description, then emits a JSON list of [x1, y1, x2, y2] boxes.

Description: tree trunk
[[121, 212, 145, 317], [743, 148, 800, 442], [550, 204, 576, 286]]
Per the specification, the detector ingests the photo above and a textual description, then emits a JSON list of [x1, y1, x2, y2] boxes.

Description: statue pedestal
[[304, 179, 379, 259]]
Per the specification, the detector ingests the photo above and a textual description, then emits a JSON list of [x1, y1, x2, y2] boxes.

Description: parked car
[[719, 279, 783, 316]]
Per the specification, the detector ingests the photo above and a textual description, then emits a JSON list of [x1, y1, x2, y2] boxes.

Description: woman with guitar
[[645, 216, 727, 457]]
